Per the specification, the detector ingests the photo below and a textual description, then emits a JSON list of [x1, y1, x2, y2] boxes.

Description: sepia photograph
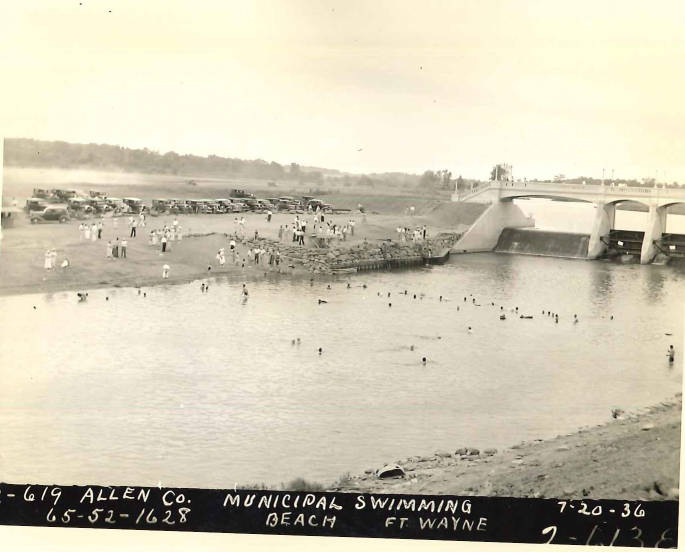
[[0, 1, 682, 549]]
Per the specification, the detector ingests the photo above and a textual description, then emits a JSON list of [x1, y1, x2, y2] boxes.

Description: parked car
[[25, 198, 49, 212], [230, 188, 255, 199], [243, 199, 261, 211], [29, 206, 70, 224], [122, 197, 144, 213]]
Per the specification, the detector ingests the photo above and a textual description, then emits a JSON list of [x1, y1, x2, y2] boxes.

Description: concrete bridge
[[451, 181, 685, 263]]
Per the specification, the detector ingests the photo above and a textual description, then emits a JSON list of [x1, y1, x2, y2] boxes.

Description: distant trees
[[419, 169, 453, 190], [4, 138, 296, 181], [490, 164, 511, 181]]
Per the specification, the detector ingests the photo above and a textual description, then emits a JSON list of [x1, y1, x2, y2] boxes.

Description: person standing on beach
[[161, 234, 168, 253], [266, 209, 272, 222], [278, 225, 284, 241], [121, 239, 128, 258], [113, 237, 120, 258], [106, 240, 113, 259], [79, 223, 85, 240], [44, 250, 52, 270], [162, 264, 170, 279], [130, 217, 137, 238], [84, 223, 91, 241], [97, 221, 103, 239]]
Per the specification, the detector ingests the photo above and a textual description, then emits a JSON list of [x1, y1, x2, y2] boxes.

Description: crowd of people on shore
[[275, 215, 357, 245], [396, 225, 428, 242]]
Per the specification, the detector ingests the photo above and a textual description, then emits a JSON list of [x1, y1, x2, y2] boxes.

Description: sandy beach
[[331, 395, 681, 500], [0, 203, 482, 297]]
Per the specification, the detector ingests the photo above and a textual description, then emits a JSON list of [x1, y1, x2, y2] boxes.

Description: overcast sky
[[2, 0, 684, 181]]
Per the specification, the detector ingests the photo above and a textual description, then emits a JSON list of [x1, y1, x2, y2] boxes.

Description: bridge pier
[[452, 200, 534, 253], [587, 201, 615, 259], [640, 205, 667, 264]]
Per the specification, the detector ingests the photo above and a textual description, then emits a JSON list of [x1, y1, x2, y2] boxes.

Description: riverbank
[[329, 395, 682, 500], [0, 207, 478, 296]]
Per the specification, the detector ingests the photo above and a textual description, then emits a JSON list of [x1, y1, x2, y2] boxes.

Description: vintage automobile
[[25, 198, 50, 212], [53, 189, 79, 201], [67, 198, 94, 218], [243, 198, 261, 211], [122, 197, 144, 213], [229, 188, 255, 199], [29, 205, 70, 224], [32, 188, 52, 199]]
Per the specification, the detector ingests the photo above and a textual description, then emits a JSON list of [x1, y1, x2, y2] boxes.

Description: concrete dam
[[495, 228, 589, 259]]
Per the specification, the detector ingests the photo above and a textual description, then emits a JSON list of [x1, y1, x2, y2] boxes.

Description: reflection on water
[[0, 254, 683, 489]]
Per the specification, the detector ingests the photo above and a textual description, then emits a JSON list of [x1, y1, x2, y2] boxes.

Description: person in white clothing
[[162, 264, 170, 279]]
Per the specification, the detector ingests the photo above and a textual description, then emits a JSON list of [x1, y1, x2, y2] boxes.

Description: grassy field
[[1, 166, 451, 210], [0, 167, 484, 296]]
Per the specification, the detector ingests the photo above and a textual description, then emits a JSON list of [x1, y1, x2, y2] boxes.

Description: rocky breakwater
[[243, 235, 461, 274]]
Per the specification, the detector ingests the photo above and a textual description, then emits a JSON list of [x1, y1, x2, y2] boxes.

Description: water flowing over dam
[[495, 228, 589, 259]]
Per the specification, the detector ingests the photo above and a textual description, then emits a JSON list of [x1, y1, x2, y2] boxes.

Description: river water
[[0, 200, 683, 488]]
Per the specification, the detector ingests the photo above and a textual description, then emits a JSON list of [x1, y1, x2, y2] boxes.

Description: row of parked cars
[[25, 188, 335, 224], [149, 196, 333, 215]]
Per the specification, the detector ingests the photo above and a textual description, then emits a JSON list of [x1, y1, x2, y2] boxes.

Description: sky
[[1, 0, 685, 181]]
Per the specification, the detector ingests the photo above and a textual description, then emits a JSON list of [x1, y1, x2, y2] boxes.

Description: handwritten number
[[105, 510, 115, 524], [630, 526, 645, 547], [654, 528, 674, 548], [163, 510, 175, 525], [557, 501, 567, 513], [541, 525, 557, 544]]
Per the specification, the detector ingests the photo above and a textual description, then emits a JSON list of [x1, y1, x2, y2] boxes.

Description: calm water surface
[[0, 250, 683, 487]]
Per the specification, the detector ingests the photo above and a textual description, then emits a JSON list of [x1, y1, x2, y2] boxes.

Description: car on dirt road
[[29, 206, 71, 224]]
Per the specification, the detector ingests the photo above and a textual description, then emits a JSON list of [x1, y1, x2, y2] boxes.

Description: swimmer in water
[[77, 292, 88, 302], [143, 292, 147, 297], [347, 283, 351, 289], [327, 284, 331, 290], [387, 292, 391, 298], [610, 315, 614, 320], [410, 345, 415, 351], [318, 299, 328, 304], [573, 314, 578, 324], [388, 303, 392, 307], [439, 296, 443, 302], [667, 345, 675, 363], [413, 294, 417, 299], [468, 326, 472, 333], [291, 339, 296, 346], [297, 338, 301, 345], [138, 289, 141, 295], [422, 357, 427, 365], [362, 284, 367, 289], [318, 347, 323, 355]]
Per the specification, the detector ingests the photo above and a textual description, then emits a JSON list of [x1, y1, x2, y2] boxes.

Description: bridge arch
[[501, 194, 593, 203], [605, 198, 651, 210]]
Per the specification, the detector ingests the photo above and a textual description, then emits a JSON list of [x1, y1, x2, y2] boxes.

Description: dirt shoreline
[[329, 395, 682, 500]]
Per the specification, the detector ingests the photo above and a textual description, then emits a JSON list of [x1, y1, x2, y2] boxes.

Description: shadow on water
[[644, 266, 667, 304], [589, 261, 615, 311]]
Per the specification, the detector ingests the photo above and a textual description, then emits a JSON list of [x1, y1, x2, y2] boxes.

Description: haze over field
[[2, 1, 685, 182]]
